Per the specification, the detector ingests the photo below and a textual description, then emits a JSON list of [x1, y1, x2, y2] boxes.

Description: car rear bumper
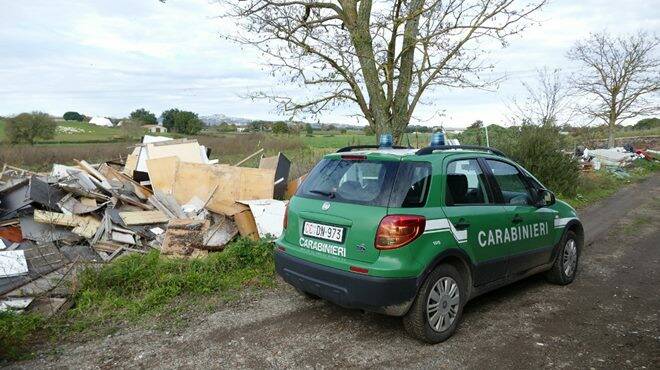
[[274, 249, 418, 316]]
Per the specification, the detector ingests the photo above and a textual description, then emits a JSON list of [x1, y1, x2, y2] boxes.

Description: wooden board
[[118, 210, 169, 225], [161, 219, 209, 257], [146, 156, 179, 195], [146, 157, 275, 211], [146, 140, 205, 164], [33, 210, 100, 238]]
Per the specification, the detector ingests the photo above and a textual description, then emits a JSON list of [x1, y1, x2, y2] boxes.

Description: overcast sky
[[0, 0, 658, 127]]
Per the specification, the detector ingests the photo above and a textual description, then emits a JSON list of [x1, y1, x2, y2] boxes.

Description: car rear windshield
[[297, 158, 432, 208]]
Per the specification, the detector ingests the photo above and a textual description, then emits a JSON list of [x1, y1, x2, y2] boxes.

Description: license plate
[[303, 222, 344, 243]]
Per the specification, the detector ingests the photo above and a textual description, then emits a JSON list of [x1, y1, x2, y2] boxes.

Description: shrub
[[6, 112, 57, 144], [272, 121, 289, 134], [119, 119, 144, 139], [500, 125, 580, 196]]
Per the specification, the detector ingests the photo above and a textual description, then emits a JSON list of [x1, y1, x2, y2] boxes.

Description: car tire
[[545, 230, 579, 285], [403, 264, 465, 343], [295, 288, 320, 300]]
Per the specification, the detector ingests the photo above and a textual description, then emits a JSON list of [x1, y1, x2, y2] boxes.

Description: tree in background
[[568, 31, 659, 147], [272, 121, 290, 134], [468, 120, 484, 129], [633, 117, 660, 130], [326, 124, 336, 132], [173, 110, 203, 134], [161, 108, 180, 131], [63, 111, 84, 121], [222, 0, 546, 142], [218, 122, 238, 132], [508, 67, 574, 126], [130, 108, 158, 126], [6, 112, 57, 144], [305, 123, 313, 135]]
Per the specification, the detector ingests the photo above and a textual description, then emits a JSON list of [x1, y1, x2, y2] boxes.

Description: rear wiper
[[309, 189, 335, 198]]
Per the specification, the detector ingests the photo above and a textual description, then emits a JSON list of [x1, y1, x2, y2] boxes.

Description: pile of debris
[[577, 144, 656, 172], [0, 135, 299, 315]]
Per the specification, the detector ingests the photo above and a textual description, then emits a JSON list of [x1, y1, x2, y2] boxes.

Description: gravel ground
[[11, 174, 660, 369]]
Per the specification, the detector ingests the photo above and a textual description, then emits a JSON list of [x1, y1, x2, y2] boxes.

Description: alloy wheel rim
[[563, 239, 577, 277], [426, 277, 460, 332]]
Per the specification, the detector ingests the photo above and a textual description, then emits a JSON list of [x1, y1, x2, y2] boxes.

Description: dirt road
[[15, 174, 660, 369]]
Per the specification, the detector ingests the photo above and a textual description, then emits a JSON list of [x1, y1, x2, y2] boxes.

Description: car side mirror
[[535, 189, 555, 207]]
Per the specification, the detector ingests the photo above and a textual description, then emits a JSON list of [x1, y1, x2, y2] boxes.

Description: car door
[[440, 157, 510, 286], [483, 159, 557, 276]]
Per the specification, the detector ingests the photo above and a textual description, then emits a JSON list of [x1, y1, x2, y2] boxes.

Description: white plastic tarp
[[239, 199, 287, 238], [0, 250, 29, 278]]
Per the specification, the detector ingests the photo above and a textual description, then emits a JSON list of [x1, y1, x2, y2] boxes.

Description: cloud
[[0, 0, 657, 126]]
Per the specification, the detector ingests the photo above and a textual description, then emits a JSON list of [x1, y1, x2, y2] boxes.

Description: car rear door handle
[[454, 219, 470, 230], [512, 214, 523, 224]]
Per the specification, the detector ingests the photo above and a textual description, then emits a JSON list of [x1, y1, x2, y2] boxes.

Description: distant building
[[89, 116, 113, 127], [142, 124, 167, 133], [236, 126, 247, 132]]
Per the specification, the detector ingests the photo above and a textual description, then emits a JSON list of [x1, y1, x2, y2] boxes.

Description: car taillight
[[283, 204, 289, 229], [375, 215, 425, 250]]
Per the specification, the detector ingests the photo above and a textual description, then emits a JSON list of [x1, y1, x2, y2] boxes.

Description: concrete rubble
[[0, 137, 293, 315]]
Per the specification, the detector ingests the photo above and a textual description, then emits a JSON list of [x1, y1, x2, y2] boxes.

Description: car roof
[[324, 147, 504, 161]]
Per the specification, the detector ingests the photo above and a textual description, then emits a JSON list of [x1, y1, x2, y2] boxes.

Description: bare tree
[[220, 0, 546, 142], [567, 31, 660, 147], [508, 67, 574, 126]]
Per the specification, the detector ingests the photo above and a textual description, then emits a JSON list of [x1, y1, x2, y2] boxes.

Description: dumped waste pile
[[0, 135, 300, 315], [577, 144, 656, 173]]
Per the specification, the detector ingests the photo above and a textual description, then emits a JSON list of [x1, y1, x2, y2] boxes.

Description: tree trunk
[[608, 117, 616, 148]]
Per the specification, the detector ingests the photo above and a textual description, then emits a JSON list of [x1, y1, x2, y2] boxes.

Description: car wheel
[[403, 264, 465, 343], [545, 230, 579, 285]]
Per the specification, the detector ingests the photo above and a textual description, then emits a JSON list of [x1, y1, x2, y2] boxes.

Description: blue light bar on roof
[[430, 132, 445, 146], [379, 133, 393, 148]]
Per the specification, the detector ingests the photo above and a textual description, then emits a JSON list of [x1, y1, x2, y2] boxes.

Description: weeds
[[67, 238, 275, 331], [0, 312, 45, 361], [561, 160, 659, 209], [0, 238, 276, 362]]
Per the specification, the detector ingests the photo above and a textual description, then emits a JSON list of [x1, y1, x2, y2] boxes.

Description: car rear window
[[389, 162, 432, 208], [297, 158, 431, 208]]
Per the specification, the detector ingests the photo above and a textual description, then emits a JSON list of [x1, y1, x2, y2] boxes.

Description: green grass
[[0, 312, 45, 362], [0, 237, 276, 362], [561, 160, 660, 209], [0, 119, 181, 145]]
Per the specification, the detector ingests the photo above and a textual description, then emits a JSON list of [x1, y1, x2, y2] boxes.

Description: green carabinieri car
[[275, 143, 583, 343]]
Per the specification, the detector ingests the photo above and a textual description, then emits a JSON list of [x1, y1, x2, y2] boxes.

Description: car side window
[[485, 159, 534, 206], [445, 159, 491, 206]]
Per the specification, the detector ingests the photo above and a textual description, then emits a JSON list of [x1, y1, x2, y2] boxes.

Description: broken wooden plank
[[33, 210, 100, 239], [234, 148, 264, 167], [93, 241, 124, 253], [74, 159, 112, 190], [118, 210, 169, 225]]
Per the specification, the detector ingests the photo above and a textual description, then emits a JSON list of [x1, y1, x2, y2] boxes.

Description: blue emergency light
[[430, 132, 445, 146], [379, 133, 393, 148]]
